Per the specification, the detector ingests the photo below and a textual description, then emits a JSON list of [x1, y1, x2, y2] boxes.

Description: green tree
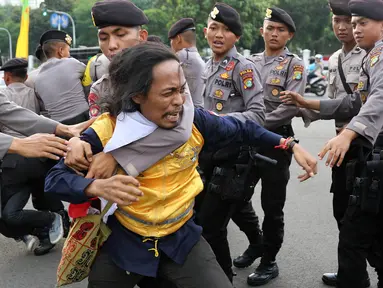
[[0, 5, 23, 59], [278, 0, 339, 54], [72, 0, 99, 47]]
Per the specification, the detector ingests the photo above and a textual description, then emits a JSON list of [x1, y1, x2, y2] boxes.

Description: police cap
[[349, 0, 383, 20], [329, 0, 351, 16], [168, 18, 196, 39], [91, 0, 149, 29], [39, 30, 72, 46], [209, 3, 242, 36], [264, 7, 296, 32], [0, 58, 28, 71]]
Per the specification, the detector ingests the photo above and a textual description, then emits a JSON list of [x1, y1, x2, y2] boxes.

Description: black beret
[[0, 58, 28, 71], [40, 30, 72, 46], [209, 3, 242, 36], [168, 18, 195, 39], [349, 0, 383, 20], [329, 0, 351, 16], [91, 0, 149, 29], [264, 7, 296, 32], [35, 45, 43, 61]]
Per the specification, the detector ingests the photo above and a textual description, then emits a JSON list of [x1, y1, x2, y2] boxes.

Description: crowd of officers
[[0, 0, 381, 287]]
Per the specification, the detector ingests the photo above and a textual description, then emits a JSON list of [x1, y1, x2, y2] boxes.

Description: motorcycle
[[305, 74, 327, 97]]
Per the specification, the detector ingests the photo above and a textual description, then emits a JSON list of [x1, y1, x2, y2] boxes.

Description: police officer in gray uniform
[[196, 2, 265, 282], [168, 18, 205, 108], [0, 58, 70, 255], [233, 8, 306, 286], [281, 0, 383, 286], [0, 58, 42, 134], [35, 30, 89, 125], [318, 1, 368, 286]]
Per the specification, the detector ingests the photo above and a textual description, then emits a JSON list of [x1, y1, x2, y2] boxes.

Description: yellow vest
[[91, 113, 204, 238]]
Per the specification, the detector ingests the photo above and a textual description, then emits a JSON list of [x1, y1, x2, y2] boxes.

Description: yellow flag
[[15, 0, 30, 58]]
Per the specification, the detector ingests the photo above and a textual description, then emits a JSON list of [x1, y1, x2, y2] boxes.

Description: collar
[[351, 45, 363, 54], [219, 46, 238, 68], [7, 82, 26, 89], [185, 47, 198, 52], [104, 111, 158, 153], [263, 47, 289, 63]]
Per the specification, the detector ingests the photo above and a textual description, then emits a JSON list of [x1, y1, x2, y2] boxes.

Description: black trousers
[[196, 147, 291, 281], [88, 236, 233, 288], [337, 204, 383, 287], [0, 154, 64, 237], [242, 147, 292, 262]]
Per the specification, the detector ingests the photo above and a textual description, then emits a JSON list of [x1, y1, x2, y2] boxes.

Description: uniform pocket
[[264, 76, 286, 102]]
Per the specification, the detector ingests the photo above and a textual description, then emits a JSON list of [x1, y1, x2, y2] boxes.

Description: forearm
[[319, 94, 361, 120], [45, 159, 94, 204], [302, 98, 321, 111]]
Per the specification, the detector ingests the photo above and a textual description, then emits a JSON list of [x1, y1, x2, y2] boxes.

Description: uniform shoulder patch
[[239, 68, 254, 90], [292, 65, 304, 81], [370, 46, 383, 67]]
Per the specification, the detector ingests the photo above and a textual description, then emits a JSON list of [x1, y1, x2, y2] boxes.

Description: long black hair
[[100, 42, 179, 116]]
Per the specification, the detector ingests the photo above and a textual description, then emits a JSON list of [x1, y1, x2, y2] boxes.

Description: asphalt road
[[0, 94, 378, 288]]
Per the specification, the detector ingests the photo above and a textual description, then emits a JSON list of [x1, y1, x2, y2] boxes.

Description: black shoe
[[322, 272, 370, 287], [57, 210, 71, 238], [247, 261, 279, 286], [322, 273, 337, 286], [34, 237, 55, 256], [233, 245, 263, 268]]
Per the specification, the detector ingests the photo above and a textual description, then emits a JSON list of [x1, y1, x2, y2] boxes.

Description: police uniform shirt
[[327, 45, 365, 129], [35, 57, 89, 122], [320, 40, 383, 145], [0, 83, 42, 138], [250, 48, 307, 130], [177, 47, 205, 108], [203, 46, 265, 125], [0, 90, 58, 159], [24, 67, 41, 89], [89, 74, 110, 118]]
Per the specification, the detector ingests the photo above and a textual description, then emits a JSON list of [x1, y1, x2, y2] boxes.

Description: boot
[[34, 237, 55, 256], [324, 272, 370, 287], [247, 260, 279, 286], [233, 244, 263, 268]]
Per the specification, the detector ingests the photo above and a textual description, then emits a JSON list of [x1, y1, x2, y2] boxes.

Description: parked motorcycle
[[305, 74, 327, 97]]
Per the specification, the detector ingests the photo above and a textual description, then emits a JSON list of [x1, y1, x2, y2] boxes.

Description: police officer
[[0, 58, 71, 255], [319, 0, 368, 286], [232, 7, 306, 286], [168, 18, 205, 108], [281, 0, 383, 286], [0, 58, 42, 128], [35, 30, 90, 125], [87, 0, 149, 118], [196, 2, 265, 282]]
